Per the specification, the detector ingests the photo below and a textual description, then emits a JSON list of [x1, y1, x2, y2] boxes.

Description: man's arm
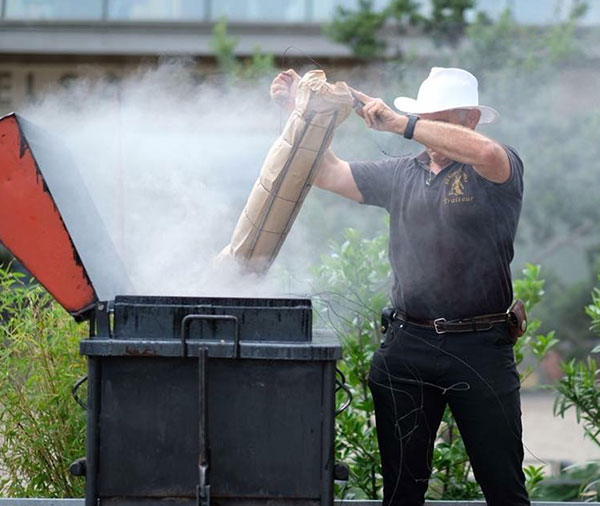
[[313, 149, 363, 202], [270, 70, 364, 202], [409, 119, 509, 183], [352, 90, 511, 183]]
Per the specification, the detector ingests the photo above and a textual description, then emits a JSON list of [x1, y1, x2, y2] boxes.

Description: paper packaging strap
[[218, 70, 353, 274]]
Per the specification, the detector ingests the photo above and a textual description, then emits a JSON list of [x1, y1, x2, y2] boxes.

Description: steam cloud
[[23, 61, 338, 300]]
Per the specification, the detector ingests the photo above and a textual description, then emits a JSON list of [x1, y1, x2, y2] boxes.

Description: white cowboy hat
[[393, 67, 499, 124]]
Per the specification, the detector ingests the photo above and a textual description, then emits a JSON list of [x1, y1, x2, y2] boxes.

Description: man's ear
[[467, 109, 482, 129]]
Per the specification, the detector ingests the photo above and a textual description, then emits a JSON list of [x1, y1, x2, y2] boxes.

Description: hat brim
[[393, 96, 499, 125]]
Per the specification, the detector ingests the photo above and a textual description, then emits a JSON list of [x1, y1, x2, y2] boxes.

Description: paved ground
[[521, 390, 599, 473]]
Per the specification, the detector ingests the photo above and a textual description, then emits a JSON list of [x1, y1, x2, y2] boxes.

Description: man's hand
[[350, 89, 404, 134], [270, 69, 300, 112]]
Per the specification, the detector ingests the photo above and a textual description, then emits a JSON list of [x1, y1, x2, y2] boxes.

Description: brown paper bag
[[218, 70, 353, 273]]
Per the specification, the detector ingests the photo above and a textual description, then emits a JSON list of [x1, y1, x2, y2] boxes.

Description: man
[[271, 67, 529, 506]]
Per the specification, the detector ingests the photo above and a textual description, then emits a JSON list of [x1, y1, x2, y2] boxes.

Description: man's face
[[418, 109, 482, 167], [419, 109, 481, 130]]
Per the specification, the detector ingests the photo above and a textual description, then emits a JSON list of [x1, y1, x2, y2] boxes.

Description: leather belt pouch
[[507, 299, 527, 345]]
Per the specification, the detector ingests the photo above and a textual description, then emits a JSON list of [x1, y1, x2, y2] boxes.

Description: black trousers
[[368, 318, 531, 506]]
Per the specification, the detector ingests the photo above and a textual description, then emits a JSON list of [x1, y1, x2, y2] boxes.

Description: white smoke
[[22, 60, 335, 299]]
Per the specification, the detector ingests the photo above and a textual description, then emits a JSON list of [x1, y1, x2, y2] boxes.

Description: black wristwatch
[[403, 114, 420, 140]]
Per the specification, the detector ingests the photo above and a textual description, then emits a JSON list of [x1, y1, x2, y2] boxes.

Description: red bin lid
[[0, 113, 133, 320]]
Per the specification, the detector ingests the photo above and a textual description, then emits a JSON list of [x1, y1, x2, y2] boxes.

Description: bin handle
[[180, 314, 241, 359], [335, 368, 352, 416], [72, 375, 88, 410]]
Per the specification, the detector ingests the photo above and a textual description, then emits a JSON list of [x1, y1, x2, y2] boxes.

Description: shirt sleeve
[[496, 144, 524, 197], [349, 157, 403, 210]]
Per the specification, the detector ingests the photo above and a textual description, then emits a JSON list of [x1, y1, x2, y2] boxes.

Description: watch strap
[[403, 114, 419, 140]]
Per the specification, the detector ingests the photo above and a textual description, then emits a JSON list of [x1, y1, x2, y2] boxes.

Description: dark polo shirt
[[349, 146, 524, 321]]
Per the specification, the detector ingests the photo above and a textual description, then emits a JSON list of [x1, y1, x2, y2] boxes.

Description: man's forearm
[[313, 149, 338, 189], [314, 149, 363, 202], [392, 116, 499, 167], [391, 115, 509, 182]]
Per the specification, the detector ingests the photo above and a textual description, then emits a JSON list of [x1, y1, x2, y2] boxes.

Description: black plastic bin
[[80, 295, 342, 506]]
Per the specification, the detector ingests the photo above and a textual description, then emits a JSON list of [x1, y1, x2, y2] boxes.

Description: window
[[4, 0, 103, 19], [210, 0, 306, 23], [3, 0, 599, 25], [107, 0, 205, 21], [470, 0, 600, 25]]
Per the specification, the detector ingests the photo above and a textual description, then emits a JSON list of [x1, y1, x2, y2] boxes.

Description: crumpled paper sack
[[218, 70, 353, 274]]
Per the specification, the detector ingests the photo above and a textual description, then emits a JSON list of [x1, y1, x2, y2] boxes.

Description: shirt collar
[[413, 150, 459, 173], [415, 150, 429, 167]]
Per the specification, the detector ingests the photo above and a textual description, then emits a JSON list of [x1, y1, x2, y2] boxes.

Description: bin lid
[[0, 113, 133, 320]]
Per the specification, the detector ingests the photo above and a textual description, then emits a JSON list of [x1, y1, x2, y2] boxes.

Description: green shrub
[[546, 274, 600, 501], [314, 227, 390, 498], [210, 17, 274, 83], [0, 266, 87, 497]]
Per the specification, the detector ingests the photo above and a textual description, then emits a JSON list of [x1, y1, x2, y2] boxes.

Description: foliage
[[464, 1, 588, 71], [462, 9, 535, 72], [524, 465, 546, 498], [325, 0, 476, 60], [424, 0, 475, 45], [543, 274, 600, 501], [324, 0, 390, 60], [554, 357, 600, 447], [545, 0, 589, 63], [534, 274, 597, 354], [0, 245, 11, 268], [509, 264, 559, 383], [537, 461, 600, 502], [314, 227, 390, 498], [0, 266, 87, 497], [427, 413, 482, 500], [211, 17, 239, 76], [586, 275, 600, 338], [553, 275, 600, 450], [210, 17, 275, 83]]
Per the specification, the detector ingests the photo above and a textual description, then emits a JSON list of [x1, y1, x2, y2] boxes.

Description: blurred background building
[[1, 0, 600, 115]]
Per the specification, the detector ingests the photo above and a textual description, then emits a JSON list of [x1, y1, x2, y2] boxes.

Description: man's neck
[[428, 153, 453, 174]]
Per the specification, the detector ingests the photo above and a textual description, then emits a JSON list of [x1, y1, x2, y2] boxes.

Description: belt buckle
[[433, 318, 446, 334]]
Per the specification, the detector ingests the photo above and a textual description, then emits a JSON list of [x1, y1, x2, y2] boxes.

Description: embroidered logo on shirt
[[443, 168, 474, 204]]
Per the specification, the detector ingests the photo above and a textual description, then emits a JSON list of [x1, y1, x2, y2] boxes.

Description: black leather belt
[[382, 308, 512, 335]]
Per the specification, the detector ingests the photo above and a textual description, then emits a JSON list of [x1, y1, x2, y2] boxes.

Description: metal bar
[[71, 375, 88, 410], [244, 110, 316, 267], [265, 110, 338, 269], [204, 0, 211, 22], [320, 361, 336, 506], [180, 313, 241, 358], [101, 0, 109, 20], [84, 358, 101, 506], [1, 0, 6, 19], [95, 302, 111, 337], [335, 368, 352, 416], [196, 347, 210, 506]]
